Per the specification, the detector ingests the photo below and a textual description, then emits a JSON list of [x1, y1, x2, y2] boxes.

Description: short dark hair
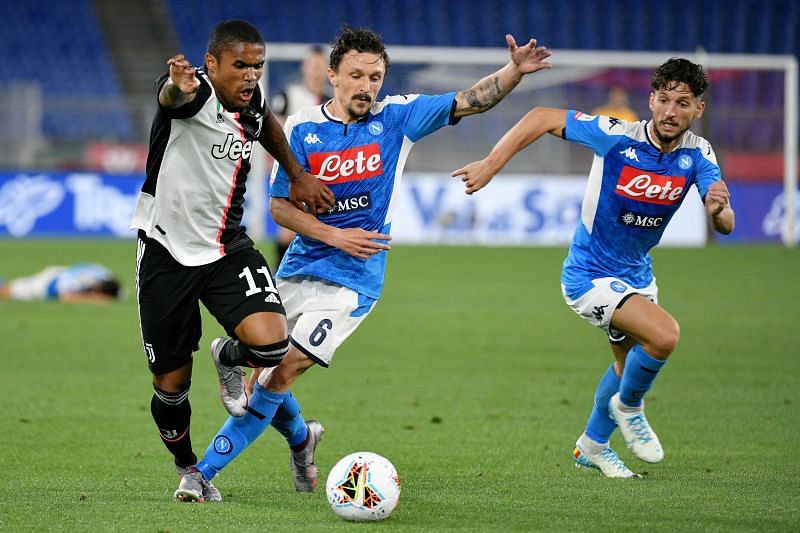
[[329, 24, 389, 73], [651, 58, 708, 97], [207, 20, 264, 60], [97, 279, 122, 299]]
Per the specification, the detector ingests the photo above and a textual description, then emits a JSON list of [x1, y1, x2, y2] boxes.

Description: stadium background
[[0, 0, 798, 246], [0, 2, 798, 530]]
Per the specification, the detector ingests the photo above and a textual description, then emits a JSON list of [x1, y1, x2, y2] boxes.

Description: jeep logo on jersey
[[617, 208, 665, 229], [615, 165, 685, 205], [320, 192, 372, 216], [308, 144, 382, 184], [211, 133, 253, 161]]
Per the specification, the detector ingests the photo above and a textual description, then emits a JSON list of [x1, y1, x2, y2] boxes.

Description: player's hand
[[331, 228, 391, 259], [167, 54, 199, 95], [289, 171, 335, 214], [506, 34, 552, 75], [705, 180, 731, 217], [451, 159, 497, 195]]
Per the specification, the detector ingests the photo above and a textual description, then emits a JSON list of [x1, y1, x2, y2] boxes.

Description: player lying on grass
[[174, 24, 552, 502], [0, 263, 122, 303], [452, 57, 734, 477]]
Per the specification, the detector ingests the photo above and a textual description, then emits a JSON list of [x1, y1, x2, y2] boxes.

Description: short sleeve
[[269, 117, 305, 198], [398, 92, 458, 142], [155, 71, 210, 119], [563, 111, 630, 156]]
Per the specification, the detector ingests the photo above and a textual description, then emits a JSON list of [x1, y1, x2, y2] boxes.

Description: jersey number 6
[[309, 319, 333, 347]]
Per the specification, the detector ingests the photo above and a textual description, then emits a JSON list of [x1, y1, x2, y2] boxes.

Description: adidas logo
[[264, 293, 280, 304], [619, 147, 639, 161], [304, 132, 322, 145]]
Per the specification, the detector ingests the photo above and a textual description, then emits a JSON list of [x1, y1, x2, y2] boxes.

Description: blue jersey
[[48, 263, 114, 298], [270, 93, 458, 299], [561, 111, 722, 299]]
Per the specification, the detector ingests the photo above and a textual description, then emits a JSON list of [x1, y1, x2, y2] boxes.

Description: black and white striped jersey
[[131, 67, 266, 266]]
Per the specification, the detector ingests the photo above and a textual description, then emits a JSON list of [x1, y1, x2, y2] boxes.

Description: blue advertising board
[[1, 171, 795, 244]]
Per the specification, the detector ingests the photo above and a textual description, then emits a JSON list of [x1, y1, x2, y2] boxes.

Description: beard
[[653, 121, 686, 145], [345, 96, 372, 121]]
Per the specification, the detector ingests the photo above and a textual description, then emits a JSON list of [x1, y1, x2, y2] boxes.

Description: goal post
[[263, 43, 798, 246]]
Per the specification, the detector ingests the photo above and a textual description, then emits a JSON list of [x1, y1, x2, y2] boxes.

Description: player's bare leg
[[608, 295, 678, 463]]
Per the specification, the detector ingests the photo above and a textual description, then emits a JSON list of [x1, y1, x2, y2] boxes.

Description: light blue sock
[[271, 391, 308, 448], [196, 383, 287, 480], [619, 344, 667, 408], [584, 364, 621, 444]]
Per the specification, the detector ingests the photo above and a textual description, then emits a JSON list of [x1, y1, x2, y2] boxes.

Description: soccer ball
[[325, 451, 401, 522]]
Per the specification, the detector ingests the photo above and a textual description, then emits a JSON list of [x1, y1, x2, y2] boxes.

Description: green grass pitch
[[0, 240, 798, 531]]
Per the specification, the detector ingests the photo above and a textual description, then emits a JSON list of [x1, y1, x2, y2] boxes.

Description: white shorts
[[276, 276, 377, 367], [562, 277, 658, 343]]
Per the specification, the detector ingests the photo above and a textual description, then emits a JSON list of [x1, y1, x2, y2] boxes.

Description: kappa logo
[[619, 147, 639, 162], [592, 304, 609, 321], [304, 132, 323, 145], [308, 143, 382, 184], [615, 165, 686, 205]]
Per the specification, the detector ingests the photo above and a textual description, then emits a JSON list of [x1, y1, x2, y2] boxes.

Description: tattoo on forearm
[[466, 89, 483, 109], [462, 75, 505, 113]]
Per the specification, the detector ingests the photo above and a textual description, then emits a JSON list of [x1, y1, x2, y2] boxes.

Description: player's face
[[302, 52, 329, 95], [328, 51, 386, 122], [648, 82, 705, 147], [206, 42, 265, 111]]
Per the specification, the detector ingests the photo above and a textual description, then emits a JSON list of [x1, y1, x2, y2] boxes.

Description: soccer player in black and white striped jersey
[[130, 20, 334, 502]]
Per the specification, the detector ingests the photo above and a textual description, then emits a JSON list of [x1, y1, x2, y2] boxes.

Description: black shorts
[[136, 233, 285, 375]]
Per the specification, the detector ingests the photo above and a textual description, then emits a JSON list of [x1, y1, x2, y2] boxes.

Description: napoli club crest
[[368, 122, 384, 136]]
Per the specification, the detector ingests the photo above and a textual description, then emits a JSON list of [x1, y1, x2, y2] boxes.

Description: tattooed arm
[[454, 34, 552, 118]]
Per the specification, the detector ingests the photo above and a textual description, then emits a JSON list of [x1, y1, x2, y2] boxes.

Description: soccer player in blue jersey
[[452, 58, 734, 477], [174, 25, 552, 501], [0, 263, 122, 302]]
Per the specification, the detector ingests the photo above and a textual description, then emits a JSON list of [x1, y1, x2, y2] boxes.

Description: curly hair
[[651, 58, 708, 97], [329, 24, 389, 73], [207, 20, 264, 60]]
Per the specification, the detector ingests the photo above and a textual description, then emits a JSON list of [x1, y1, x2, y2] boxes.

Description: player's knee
[[152, 372, 191, 394], [648, 321, 680, 359], [239, 338, 290, 368]]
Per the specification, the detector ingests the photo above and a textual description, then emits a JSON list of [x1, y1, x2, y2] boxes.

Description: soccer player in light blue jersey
[[452, 58, 734, 478], [0, 263, 122, 303], [174, 25, 553, 501]]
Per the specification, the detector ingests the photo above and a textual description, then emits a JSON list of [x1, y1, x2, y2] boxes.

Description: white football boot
[[608, 392, 664, 463]]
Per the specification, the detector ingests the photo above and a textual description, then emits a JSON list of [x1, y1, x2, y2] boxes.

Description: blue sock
[[196, 383, 287, 480], [619, 344, 667, 408], [584, 364, 621, 444], [271, 391, 308, 448]]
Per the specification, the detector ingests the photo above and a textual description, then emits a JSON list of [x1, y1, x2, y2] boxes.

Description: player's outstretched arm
[[159, 54, 200, 108], [270, 198, 391, 260], [453, 34, 551, 118], [704, 181, 735, 234], [259, 112, 335, 214], [452, 107, 567, 194]]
